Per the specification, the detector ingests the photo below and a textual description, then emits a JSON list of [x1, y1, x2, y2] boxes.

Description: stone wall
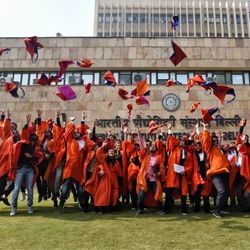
[[0, 37, 250, 70]]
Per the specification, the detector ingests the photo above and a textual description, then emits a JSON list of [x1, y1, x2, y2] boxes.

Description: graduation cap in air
[[131, 79, 150, 96], [186, 75, 206, 93], [57, 60, 75, 78], [169, 40, 187, 66], [127, 104, 133, 119], [166, 79, 182, 87], [0, 48, 10, 57], [24, 36, 44, 63], [148, 120, 164, 134], [118, 88, 132, 100], [190, 102, 200, 113], [171, 16, 179, 31], [104, 70, 117, 87], [85, 83, 92, 94], [5, 82, 25, 98], [200, 82, 236, 104], [55, 85, 77, 101], [36, 72, 61, 85], [135, 96, 150, 106], [77, 58, 93, 68], [201, 107, 220, 124]]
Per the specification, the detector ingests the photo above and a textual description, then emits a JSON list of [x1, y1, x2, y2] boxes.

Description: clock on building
[[162, 93, 180, 112]]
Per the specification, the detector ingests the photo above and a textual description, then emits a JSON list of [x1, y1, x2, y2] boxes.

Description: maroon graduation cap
[[169, 40, 187, 66], [24, 36, 44, 63]]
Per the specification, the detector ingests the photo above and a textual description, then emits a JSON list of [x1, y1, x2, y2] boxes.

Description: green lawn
[[0, 197, 249, 250]]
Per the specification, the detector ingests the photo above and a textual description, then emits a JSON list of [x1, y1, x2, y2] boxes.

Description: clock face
[[162, 94, 180, 112]]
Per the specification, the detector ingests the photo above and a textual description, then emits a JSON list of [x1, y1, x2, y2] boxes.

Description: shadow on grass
[[1, 201, 249, 230]]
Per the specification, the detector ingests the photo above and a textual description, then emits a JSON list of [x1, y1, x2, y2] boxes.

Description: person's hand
[[94, 119, 99, 127], [37, 110, 42, 118], [82, 112, 87, 120], [180, 170, 185, 175], [26, 114, 31, 124], [6, 109, 11, 119], [189, 130, 196, 137], [201, 122, 208, 130], [0, 109, 4, 115], [99, 170, 105, 177], [45, 154, 50, 159], [136, 126, 142, 134], [167, 122, 172, 130], [56, 111, 61, 117], [216, 130, 223, 139], [240, 118, 247, 127]]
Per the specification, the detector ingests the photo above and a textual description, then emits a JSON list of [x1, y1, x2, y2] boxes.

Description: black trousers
[[212, 173, 230, 212], [130, 180, 138, 209], [193, 184, 210, 212], [137, 180, 162, 211], [0, 174, 8, 198], [36, 159, 49, 197]]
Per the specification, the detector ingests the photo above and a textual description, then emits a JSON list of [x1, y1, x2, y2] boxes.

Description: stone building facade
[[0, 37, 249, 139]]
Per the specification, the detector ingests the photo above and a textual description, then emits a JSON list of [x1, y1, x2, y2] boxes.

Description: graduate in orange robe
[[136, 128, 165, 215], [59, 121, 87, 210], [200, 123, 230, 218], [163, 124, 193, 215]]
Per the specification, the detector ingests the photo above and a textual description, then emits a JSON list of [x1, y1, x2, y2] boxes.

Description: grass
[[0, 195, 250, 250]]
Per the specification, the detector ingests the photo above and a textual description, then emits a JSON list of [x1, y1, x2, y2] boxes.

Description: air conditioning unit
[[132, 72, 148, 83], [206, 77, 216, 82], [68, 76, 83, 85], [0, 77, 14, 85]]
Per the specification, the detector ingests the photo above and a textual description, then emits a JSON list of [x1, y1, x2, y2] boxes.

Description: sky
[[0, 0, 95, 37]]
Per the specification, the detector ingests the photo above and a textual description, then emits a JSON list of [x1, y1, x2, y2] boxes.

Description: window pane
[[214, 73, 225, 83], [82, 74, 93, 85], [132, 72, 149, 83], [157, 72, 169, 85], [94, 73, 100, 85], [120, 73, 132, 85], [30, 73, 37, 85], [176, 73, 187, 84], [244, 73, 249, 85], [13, 73, 21, 83], [22, 74, 29, 85], [232, 74, 243, 85], [225, 72, 232, 84], [151, 72, 156, 85]]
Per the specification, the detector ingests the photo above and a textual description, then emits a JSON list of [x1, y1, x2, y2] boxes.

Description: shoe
[[1, 196, 11, 206], [220, 210, 230, 215], [10, 207, 17, 216], [53, 200, 58, 208], [59, 200, 65, 210], [28, 206, 33, 214], [182, 213, 187, 216], [47, 192, 51, 199], [38, 195, 42, 203], [43, 194, 48, 201], [78, 202, 84, 211], [135, 209, 144, 215], [21, 192, 26, 201], [213, 211, 222, 219]]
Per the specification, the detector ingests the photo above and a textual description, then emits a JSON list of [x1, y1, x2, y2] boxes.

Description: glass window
[[223, 14, 227, 24], [13, 73, 21, 83], [120, 72, 132, 85], [126, 14, 132, 23], [133, 13, 139, 23], [181, 14, 186, 23], [225, 72, 232, 84], [153, 14, 159, 23], [176, 73, 187, 84], [105, 14, 111, 23], [65, 73, 74, 84], [151, 73, 157, 85], [214, 73, 225, 83], [170, 72, 175, 80], [98, 14, 103, 23], [157, 72, 169, 84], [112, 14, 118, 23], [6, 73, 14, 81], [232, 74, 243, 85], [244, 73, 249, 85], [82, 74, 93, 85], [94, 72, 100, 85], [132, 72, 149, 83], [188, 72, 194, 78], [30, 73, 37, 85], [22, 73, 29, 86], [188, 14, 193, 23]]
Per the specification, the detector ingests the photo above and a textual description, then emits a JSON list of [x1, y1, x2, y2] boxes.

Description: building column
[[165, 0, 168, 37], [226, 1, 231, 37], [206, 1, 210, 37], [179, 1, 182, 37], [239, 1, 245, 38], [213, 1, 217, 37], [245, 0, 250, 37], [110, 5, 112, 36], [193, 1, 196, 37], [103, 4, 106, 36], [186, 1, 189, 37], [199, 1, 203, 37], [131, 0, 134, 37], [219, 1, 224, 37], [232, 1, 238, 37]]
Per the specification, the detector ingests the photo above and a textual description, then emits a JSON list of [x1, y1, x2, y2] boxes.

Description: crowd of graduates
[[0, 109, 250, 218]]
